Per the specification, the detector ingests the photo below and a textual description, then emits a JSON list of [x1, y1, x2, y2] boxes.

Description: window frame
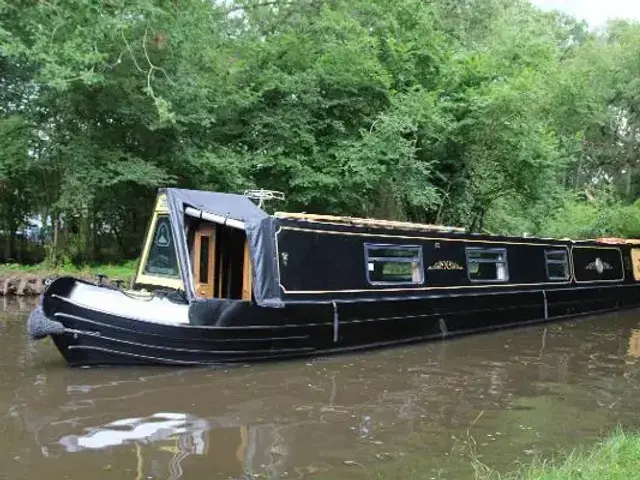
[[141, 213, 182, 280], [364, 243, 425, 286], [544, 248, 570, 281], [465, 247, 509, 283], [133, 194, 184, 291]]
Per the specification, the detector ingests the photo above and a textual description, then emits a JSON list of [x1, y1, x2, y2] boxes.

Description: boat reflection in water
[[58, 413, 210, 480], [53, 410, 290, 479], [58, 412, 209, 453], [16, 367, 301, 480]]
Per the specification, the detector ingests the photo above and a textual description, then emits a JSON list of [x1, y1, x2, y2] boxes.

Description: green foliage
[[474, 429, 640, 480], [0, 260, 136, 282], [2, 0, 640, 264]]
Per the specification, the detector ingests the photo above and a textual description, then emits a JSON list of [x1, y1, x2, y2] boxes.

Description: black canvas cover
[[163, 188, 284, 308]]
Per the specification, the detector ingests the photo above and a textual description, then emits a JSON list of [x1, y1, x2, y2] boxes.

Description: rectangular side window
[[466, 248, 509, 282], [545, 249, 569, 281], [365, 244, 424, 285]]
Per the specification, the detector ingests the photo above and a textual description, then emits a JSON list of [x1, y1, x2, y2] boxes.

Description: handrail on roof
[[273, 212, 467, 233]]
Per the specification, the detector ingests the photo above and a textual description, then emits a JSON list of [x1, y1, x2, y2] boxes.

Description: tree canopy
[[1, 0, 640, 264]]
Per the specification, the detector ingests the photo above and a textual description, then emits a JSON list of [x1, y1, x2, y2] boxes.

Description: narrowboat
[[27, 188, 640, 366]]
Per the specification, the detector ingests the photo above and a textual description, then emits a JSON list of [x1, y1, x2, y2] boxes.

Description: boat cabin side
[[272, 217, 640, 302], [132, 193, 252, 302], [130, 190, 640, 305]]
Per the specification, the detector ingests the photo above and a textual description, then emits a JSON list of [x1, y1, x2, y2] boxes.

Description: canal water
[[2, 298, 640, 479]]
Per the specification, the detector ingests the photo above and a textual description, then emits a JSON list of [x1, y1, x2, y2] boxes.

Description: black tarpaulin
[[163, 188, 284, 308]]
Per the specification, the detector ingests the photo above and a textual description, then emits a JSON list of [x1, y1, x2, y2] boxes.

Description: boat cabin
[[133, 191, 253, 301], [131, 188, 640, 309]]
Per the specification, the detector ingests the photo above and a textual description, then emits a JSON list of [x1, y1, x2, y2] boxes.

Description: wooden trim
[[193, 225, 215, 298], [597, 237, 640, 245], [135, 213, 159, 282], [630, 249, 640, 282], [217, 238, 224, 299], [135, 273, 183, 290], [242, 239, 252, 300], [154, 193, 169, 214]]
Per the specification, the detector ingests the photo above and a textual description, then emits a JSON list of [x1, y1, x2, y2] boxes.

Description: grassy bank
[[0, 261, 137, 284], [473, 429, 640, 480], [348, 430, 640, 480]]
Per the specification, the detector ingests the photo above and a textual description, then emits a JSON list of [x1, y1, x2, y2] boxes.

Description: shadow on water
[[3, 299, 640, 479]]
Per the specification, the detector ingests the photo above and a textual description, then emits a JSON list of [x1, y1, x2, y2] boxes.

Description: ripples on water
[[2, 298, 640, 479]]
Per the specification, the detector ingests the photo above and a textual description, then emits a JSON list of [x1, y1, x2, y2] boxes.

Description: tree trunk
[[51, 212, 60, 266], [3, 231, 10, 262]]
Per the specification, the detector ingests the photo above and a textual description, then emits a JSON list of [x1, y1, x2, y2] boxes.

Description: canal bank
[[486, 430, 640, 479], [0, 262, 136, 296], [363, 429, 640, 480]]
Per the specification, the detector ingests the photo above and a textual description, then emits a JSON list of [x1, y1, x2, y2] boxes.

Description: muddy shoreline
[[0, 275, 48, 296], [0, 273, 105, 296]]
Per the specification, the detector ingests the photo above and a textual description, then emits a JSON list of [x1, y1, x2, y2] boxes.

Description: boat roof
[[274, 212, 466, 234], [164, 188, 268, 224]]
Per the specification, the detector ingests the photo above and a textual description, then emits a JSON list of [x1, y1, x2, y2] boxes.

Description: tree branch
[[121, 29, 145, 73], [142, 26, 175, 88]]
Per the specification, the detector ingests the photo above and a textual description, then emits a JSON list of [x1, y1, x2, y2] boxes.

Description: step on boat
[[27, 188, 640, 366]]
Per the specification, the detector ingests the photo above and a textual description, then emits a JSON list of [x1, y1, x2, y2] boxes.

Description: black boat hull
[[30, 277, 640, 367]]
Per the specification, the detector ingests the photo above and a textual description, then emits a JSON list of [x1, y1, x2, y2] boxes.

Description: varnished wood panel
[[242, 239, 252, 301], [194, 225, 215, 298]]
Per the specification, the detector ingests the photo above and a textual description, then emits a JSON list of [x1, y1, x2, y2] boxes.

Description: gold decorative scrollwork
[[428, 260, 464, 271]]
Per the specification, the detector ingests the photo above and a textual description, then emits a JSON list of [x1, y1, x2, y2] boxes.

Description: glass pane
[[368, 246, 421, 258], [467, 248, 508, 281], [547, 262, 568, 279], [199, 236, 210, 284], [368, 260, 423, 284], [469, 262, 503, 281], [143, 215, 181, 278], [467, 250, 505, 262], [546, 251, 566, 262]]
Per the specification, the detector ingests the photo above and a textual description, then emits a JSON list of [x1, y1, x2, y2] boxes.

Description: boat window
[[365, 244, 424, 285], [545, 249, 569, 280], [466, 248, 509, 282], [143, 214, 181, 279], [199, 235, 210, 284]]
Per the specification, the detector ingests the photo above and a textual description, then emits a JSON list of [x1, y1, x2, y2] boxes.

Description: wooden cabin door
[[242, 240, 252, 300], [193, 225, 215, 298]]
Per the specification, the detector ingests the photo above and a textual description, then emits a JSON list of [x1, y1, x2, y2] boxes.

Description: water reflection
[[628, 329, 640, 358], [1, 295, 33, 314], [57, 412, 210, 453], [4, 304, 640, 479]]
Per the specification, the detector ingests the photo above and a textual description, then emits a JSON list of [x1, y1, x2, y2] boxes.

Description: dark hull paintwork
[[43, 281, 640, 367]]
